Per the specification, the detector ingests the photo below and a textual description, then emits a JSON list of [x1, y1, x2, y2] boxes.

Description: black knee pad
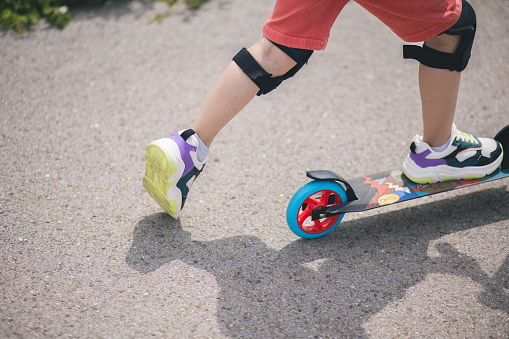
[[232, 40, 313, 96], [403, 0, 476, 71]]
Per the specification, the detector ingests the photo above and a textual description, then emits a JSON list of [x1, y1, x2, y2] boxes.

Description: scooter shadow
[[127, 186, 509, 337]]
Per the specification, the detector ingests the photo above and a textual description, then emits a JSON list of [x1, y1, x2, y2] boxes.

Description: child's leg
[[145, 0, 339, 217], [191, 37, 297, 147], [143, 38, 300, 218], [419, 34, 461, 147], [403, 14, 503, 184]]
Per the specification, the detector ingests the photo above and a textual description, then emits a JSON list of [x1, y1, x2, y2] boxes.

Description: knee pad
[[403, 0, 476, 71], [232, 40, 313, 96]]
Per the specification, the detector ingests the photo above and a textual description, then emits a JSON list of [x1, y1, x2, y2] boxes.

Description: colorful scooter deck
[[320, 168, 509, 217], [287, 124, 509, 238]]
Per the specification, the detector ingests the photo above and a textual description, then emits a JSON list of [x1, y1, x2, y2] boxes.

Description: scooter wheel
[[286, 180, 348, 239]]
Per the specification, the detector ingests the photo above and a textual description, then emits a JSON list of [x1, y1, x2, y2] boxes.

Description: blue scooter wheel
[[287, 180, 348, 239]]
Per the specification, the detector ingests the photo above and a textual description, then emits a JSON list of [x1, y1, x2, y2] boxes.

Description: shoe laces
[[454, 130, 479, 146]]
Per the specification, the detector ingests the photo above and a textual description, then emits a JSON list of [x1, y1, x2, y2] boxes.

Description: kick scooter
[[286, 124, 509, 239]]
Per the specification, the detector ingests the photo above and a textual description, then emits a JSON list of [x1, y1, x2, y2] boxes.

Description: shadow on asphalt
[[127, 186, 509, 337]]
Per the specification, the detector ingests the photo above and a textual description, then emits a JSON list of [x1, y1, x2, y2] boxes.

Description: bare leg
[[191, 37, 297, 147], [419, 34, 462, 147]]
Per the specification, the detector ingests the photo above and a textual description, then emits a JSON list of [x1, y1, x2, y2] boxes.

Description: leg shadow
[[127, 186, 509, 337]]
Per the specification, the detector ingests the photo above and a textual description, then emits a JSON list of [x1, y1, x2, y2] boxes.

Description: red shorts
[[262, 0, 462, 50]]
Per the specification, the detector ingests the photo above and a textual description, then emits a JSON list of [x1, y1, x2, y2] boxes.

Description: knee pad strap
[[270, 40, 314, 65], [403, 0, 476, 72], [232, 42, 313, 96], [233, 48, 274, 95]]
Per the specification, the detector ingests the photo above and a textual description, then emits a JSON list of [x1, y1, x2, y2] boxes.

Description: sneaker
[[403, 123, 503, 184], [143, 129, 205, 218]]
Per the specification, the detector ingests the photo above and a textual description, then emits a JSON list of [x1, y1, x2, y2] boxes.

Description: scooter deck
[[325, 168, 509, 215]]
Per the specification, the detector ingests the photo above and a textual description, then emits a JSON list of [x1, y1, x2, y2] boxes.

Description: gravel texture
[[1, 0, 508, 337]]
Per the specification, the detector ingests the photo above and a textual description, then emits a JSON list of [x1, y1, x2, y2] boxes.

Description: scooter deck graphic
[[326, 168, 509, 215], [288, 124, 509, 239]]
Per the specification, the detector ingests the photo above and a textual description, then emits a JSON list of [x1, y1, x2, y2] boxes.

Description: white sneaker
[[143, 129, 205, 218], [402, 124, 503, 184]]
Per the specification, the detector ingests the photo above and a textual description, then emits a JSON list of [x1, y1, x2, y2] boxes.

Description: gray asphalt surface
[[1, 0, 509, 337]]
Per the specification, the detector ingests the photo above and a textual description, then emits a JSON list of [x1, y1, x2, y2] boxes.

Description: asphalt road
[[1, 0, 508, 337]]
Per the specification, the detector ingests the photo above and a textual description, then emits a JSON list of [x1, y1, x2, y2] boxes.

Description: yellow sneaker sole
[[143, 142, 179, 218]]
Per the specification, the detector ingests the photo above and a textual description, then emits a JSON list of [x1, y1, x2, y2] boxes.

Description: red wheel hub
[[296, 189, 342, 234]]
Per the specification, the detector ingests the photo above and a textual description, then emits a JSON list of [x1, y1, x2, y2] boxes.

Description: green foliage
[[0, 0, 107, 33], [0, 0, 208, 33], [160, 0, 208, 10], [153, 0, 208, 23]]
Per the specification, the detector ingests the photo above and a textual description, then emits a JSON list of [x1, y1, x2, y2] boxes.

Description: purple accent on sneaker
[[170, 132, 197, 175], [410, 149, 447, 168]]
